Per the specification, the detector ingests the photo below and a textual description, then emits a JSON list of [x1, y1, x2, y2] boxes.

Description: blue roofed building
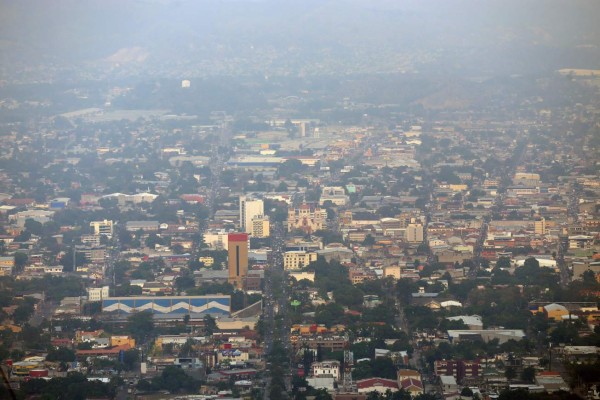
[[101, 295, 231, 319]]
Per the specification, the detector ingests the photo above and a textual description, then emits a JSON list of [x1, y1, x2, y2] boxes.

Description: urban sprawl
[[0, 71, 600, 400]]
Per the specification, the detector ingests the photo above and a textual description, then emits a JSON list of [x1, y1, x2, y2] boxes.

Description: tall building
[[298, 122, 306, 137], [534, 218, 546, 235], [239, 196, 264, 234], [228, 233, 249, 289], [406, 223, 424, 243], [250, 215, 270, 238]]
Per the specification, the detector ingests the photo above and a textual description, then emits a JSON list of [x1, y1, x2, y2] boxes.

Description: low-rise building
[[87, 286, 110, 302], [0, 256, 14, 276], [535, 371, 569, 393], [434, 360, 481, 384], [356, 378, 399, 394], [312, 360, 340, 380], [543, 303, 570, 321]]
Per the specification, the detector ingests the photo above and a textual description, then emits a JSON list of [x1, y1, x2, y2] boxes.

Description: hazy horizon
[[1, 0, 599, 80]]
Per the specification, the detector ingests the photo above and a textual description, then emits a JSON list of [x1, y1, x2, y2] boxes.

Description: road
[[262, 222, 291, 399]]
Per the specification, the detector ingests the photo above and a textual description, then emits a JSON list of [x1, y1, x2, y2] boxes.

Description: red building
[[434, 359, 481, 383]]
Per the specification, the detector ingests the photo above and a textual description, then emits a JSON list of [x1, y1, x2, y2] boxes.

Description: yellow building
[[250, 215, 270, 238], [534, 218, 546, 235], [543, 303, 569, 321], [283, 251, 317, 270], [111, 335, 136, 348], [199, 257, 214, 267], [0, 256, 14, 276], [383, 265, 402, 279], [0, 324, 22, 333]]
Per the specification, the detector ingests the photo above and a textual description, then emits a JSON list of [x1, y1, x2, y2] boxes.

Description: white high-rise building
[[239, 196, 264, 234]]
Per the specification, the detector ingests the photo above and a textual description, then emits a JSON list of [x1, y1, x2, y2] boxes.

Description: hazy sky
[[1, 0, 599, 77]]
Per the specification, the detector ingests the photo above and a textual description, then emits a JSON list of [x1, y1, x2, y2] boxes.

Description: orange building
[[110, 335, 136, 348], [228, 233, 248, 289]]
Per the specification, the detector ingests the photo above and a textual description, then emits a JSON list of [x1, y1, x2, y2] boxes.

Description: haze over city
[[0, 1, 599, 400]]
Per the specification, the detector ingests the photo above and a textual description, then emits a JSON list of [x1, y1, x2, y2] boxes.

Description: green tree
[[203, 314, 217, 335], [24, 218, 44, 236], [496, 256, 511, 269], [276, 181, 288, 192], [14, 252, 28, 272], [523, 257, 540, 269], [175, 274, 196, 292], [160, 365, 201, 393], [13, 298, 36, 324], [278, 159, 305, 178], [362, 234, 376, 246], [145, 233, 166, 248], [521, 366, 536, 383], [313, 389, 333, 400], [389, 389, 412, 400], [122, 349, 140, 371], [505, 366, 517, 382], [46, 347, 76, 362], [371, 357, 397, 379], [352, 360, 373, 380], [126, 311, 154, 344]]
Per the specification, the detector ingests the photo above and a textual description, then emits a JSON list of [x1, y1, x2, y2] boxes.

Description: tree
[[352, 360, 374, 380], [127, 311, 154, 344], [582, 270, 598, 285], [523, 257, 540, 269], [498, 389, 531, 400], [276, 181, 288, 192], [60, 249, 87, 272], [24, 218, 44, 236], [122, 349, 140, 371], [203, 314, 217, 335], [371, 357, 397, 379], [313, 389, 333, 400], [145, 233, 165, 249], [461, 387, 474, 397], [521, 366, 536, 383], [179, 339, 195, 357], [175, 275, 196, 292], [159, 365, 201, 393], [362, 234, 376, 246], [389, 389, 412, 400], [504, 366, 517, 382], [496, 256, 511, 269], [278, 159, 305, 178], [367, 392, 381, 400], [14, 252, 28, 272], [46, 347, 76, 362], [13, 299, 36, 324]]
